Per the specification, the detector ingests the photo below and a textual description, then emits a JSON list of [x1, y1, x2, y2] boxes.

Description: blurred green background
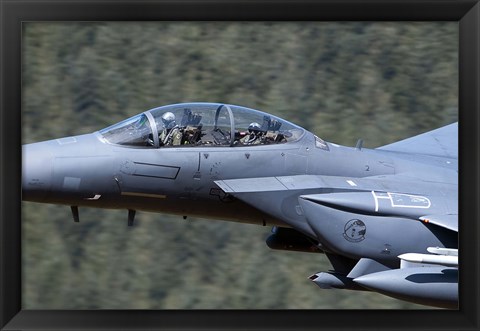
[[22, 22, 458, 309]]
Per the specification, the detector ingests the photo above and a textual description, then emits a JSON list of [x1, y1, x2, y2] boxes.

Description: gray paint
[[22, 102, 458, 308]]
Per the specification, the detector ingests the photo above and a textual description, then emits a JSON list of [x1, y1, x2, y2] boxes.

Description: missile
[[398, 253, 458, 267], [427, 247, 458, 256], [353, 267, 458, 309]]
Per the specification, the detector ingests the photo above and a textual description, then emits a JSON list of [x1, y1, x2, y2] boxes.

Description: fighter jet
[[22, 102, 458, 309]]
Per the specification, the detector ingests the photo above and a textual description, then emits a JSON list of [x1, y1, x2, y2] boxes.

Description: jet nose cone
[[22, 142, 53, 202]]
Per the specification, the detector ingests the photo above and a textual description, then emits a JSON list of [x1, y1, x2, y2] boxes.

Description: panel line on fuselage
[[121, 192, 167, 199]]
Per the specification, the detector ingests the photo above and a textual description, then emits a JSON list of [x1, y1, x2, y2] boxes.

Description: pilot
[[159, 112, 182, 146], [240, 122, 264, 145]]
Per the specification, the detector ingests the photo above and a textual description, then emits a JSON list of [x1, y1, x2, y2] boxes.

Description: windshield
[[99, 103, 305, 148], [99, 114, 154, 147]]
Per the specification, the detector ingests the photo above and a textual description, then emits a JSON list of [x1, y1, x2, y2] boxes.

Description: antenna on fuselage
[[355, 139, 363, 151]]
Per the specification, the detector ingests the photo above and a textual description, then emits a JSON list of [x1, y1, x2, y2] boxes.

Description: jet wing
[[215, 174, 457, 227], [377, 122, 457, 159], [419, 214, 458, 232], [216, 174, 455, 199]]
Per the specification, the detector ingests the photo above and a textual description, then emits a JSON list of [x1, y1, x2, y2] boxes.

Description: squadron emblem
[[343, 219, 366, 243]]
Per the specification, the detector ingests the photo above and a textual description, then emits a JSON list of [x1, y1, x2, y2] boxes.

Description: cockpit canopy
[[99, 103, 305, 148]]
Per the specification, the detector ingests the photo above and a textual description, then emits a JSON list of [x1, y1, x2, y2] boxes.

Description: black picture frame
[[1, 0, 479, 330]]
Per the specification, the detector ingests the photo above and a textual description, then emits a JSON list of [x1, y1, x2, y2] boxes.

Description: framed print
[[1, 0, 479, 330]]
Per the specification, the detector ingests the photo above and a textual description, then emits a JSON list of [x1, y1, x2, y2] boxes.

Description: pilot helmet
[[248, 122, 262, 133], [161, 112, 176, 129]]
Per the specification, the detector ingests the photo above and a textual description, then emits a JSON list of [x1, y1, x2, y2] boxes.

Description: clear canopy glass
[[99, 103, 305, 148], [99, 113, 154, 147]]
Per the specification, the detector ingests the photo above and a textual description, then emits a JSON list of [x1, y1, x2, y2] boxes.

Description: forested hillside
[[22, 22, 458, 309]]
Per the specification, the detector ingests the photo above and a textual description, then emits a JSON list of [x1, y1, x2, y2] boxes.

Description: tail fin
[[377, 123, 457, 159]]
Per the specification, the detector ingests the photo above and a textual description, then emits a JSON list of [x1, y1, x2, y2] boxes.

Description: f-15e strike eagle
[[22, 103, 458, 308]]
